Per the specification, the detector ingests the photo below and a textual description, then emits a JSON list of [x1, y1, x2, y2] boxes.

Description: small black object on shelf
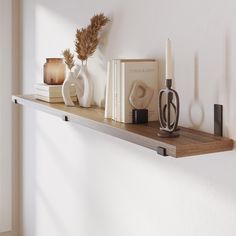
[[132, 109, 148, 124], [214, 104, 223, 136]]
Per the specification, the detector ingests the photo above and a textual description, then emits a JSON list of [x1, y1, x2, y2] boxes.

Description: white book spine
[[104, 61, 112, 119], [112, 60, 116, 121], [121, 62, 125, 123], [115, 60, 121, 122]]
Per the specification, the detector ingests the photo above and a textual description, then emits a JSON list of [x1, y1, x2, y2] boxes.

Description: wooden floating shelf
[[12, 95, 234, 158]]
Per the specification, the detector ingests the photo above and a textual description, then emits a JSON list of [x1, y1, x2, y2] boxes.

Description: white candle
[[165, 38, 173, 80]]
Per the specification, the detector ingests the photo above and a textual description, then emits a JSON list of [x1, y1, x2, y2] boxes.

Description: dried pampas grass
[[75, 13, 109, 62], [62, 49, 75, 70]]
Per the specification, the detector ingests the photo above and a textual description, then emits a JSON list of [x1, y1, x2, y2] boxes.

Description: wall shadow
[[188, 53, 204, 129], [223, 30, 231, 137]]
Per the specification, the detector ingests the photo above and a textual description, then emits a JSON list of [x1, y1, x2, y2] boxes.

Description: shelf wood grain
[[12, 95, 234, 158]]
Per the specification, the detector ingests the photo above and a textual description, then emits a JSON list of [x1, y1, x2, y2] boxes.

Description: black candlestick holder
[[158, 79, 180, 138]]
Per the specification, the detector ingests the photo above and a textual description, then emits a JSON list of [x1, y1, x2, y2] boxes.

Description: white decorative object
[[104, 59, 158, 123], [78, 63, 93, 108], [62, 65, 83, 106], [62, 64, 93, 107], [129, 80, 154, 109], [165, 38, 173, 80]]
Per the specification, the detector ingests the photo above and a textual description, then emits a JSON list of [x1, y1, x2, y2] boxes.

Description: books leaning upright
[[35, 83, 77, 103], [105, 59, 158, 123]]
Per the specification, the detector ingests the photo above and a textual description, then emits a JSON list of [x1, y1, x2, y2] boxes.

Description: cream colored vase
[[77, 63, 93, 108]]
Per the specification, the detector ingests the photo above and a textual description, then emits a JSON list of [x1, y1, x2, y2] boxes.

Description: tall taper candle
[[165, 38, 173, 80]]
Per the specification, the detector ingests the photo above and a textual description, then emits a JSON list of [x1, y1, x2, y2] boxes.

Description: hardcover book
[[105, 59, 158, 123], [35, 94, 77, 103], [35, 83, 76, 98]]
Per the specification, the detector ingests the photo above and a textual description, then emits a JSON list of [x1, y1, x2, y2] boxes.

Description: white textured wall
[[21, 0, 236, 236]]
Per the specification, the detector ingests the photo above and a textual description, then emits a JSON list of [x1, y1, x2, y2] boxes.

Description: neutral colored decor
[[129, 80, 154, 124], [62, 68, 82, 106], [62, 13, 109, 107], [44, 58, 66, 85], [35, 83, 77, 103], [129, 80, 154, 109], [158, 39, 180, 137], [62, 49, 81, 106], [105, 59, 158, 123], [76, 63, 93, 107], [62, 60, 83, 106]]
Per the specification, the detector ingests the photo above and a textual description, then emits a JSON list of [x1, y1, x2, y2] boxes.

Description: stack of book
[[105, 59, 158, 123], [35, 83, 77, 103]]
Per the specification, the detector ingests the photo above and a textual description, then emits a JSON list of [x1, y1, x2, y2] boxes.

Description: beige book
[[121, 60, 158, 123], [35, 95, 78, 103], [35, 83, 76, 97]]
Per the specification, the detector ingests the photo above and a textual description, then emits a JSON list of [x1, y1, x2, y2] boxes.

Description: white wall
[[20, 0, 236, 236], [0, 0, 12, 233], [0, 0, 20, 236]]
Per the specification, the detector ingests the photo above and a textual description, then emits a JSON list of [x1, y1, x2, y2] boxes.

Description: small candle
[[165, 38, 173, 80]]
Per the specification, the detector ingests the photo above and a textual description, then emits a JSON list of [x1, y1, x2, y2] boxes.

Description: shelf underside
[[12, 95, 234, 158]]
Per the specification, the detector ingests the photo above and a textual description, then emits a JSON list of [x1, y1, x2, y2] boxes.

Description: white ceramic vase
[[77, 63, 93, 108], [62, 65, 83, 106]]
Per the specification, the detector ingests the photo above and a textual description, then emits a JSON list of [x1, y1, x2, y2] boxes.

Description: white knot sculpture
[[62, 65, 83, 107]]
